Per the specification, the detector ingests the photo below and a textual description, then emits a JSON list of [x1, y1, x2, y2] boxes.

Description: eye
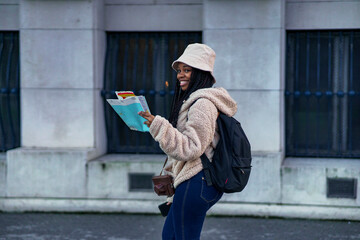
[[176, 69, 181, 74], [184, 69, 191, 73]]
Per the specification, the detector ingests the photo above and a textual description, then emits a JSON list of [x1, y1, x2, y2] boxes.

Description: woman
[[139, 43, 237, 240]]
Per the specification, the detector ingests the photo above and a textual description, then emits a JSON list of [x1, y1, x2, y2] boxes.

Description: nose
[[177, 71, 184, 78]]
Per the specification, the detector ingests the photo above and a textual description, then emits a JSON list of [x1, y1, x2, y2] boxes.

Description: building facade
[[0, 0, 359, 220]]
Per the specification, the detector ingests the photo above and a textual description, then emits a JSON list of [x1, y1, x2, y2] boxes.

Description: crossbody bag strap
[[159, 157, 168, 175]]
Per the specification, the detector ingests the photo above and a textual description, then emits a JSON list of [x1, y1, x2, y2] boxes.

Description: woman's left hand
[[138, 111, 155, 128]]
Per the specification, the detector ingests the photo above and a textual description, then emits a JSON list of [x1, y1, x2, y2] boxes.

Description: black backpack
[[201, 112, 252, 193]]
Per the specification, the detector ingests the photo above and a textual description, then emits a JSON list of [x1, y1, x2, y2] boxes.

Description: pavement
[[0, 213, 360, 240]]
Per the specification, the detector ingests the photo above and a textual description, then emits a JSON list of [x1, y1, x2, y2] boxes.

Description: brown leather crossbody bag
[[152, 157, 175, 196]]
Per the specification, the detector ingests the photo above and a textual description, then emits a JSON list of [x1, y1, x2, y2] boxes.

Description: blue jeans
[[162, 170, 223, 240]]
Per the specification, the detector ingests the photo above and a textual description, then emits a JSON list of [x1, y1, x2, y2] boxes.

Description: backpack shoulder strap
[[188, 98, 220, 187], [185, 98, 214, 186], [201, 154, 214, 186]]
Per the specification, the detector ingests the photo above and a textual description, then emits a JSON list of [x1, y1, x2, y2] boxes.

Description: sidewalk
[[1, 213, 360, 240]]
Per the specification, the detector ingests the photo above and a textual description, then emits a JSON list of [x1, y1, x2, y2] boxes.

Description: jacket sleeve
[[149, 98, 217, 162]]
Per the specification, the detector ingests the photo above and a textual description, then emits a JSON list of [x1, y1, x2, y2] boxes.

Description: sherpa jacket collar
[[179, 87, 237, 117]]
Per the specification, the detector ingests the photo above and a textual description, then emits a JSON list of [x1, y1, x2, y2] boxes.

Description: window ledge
[[283, 157, 360, 168], [88, 153, 166, 164]]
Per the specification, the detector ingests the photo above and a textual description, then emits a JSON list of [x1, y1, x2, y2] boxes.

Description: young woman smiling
[[177, 63, 192, 91], [139, 43, 237, 240]]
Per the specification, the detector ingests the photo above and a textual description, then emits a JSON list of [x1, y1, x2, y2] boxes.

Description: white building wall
[[105, 0, 203, 31], [203, 0, 285, 204], [5, 0, 107, 199], [286, 0, 360, 30], [204, 0, 284, 153], [0, 0, 19, 30], [19, 0, 106, 150]]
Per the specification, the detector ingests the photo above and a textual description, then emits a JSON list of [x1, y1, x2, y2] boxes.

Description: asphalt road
[[0, 213, 360, 240]]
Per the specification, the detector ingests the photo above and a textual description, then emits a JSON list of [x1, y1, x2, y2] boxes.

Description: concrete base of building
[[2, 148, 360, 221], [1, 197, 360, 221]]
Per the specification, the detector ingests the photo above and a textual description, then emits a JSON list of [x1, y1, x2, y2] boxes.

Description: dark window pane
[[0, 32, 20, 152], [103, 32, 202, 153], [286, 30, 360, 158]]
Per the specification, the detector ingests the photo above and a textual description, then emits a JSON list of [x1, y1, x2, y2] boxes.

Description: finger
[[140, 111, 150, 117], [139, 111, 151, 120], [138, 112, 147, 120]]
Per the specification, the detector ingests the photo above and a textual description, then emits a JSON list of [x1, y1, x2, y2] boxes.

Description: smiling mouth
[[180, 80, 188, 86]]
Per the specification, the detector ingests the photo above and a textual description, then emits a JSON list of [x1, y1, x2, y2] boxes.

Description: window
[[285, 31, 360, 158], [0, 32, 20, 152], [102, 32, 202, 153]]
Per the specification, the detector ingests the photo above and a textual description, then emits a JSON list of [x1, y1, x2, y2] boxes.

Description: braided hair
[[168, 68, 215, 127]]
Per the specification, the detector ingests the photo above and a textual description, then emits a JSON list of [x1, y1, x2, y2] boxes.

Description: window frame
[[102, 32, 202, 154], [285, 30, 360, 158]]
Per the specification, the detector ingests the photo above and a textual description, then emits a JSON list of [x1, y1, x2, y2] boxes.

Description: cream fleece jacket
[[149, 87, 237, 200]]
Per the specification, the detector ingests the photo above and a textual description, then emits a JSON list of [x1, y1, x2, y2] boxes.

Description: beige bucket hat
[[172, 43, 216, 83]]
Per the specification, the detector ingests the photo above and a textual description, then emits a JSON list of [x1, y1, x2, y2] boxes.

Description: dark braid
[[168, 68, 215, 127]]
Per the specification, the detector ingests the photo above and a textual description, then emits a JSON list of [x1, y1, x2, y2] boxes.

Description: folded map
[[106, 91, 151, 132]]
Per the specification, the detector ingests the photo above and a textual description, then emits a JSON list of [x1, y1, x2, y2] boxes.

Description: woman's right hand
[[138, 111, 155, 128]]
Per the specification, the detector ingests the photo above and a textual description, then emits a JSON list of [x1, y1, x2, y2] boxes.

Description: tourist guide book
[[106, 91, 151, 132]]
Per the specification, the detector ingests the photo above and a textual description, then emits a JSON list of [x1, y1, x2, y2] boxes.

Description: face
[[176, 63, 192, 91]]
